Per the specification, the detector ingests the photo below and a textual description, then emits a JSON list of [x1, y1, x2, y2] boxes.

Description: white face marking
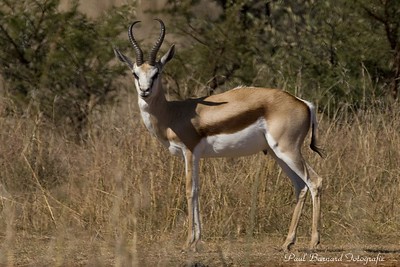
[[133, 64, 160, 98], [198, 118, 269, 158]]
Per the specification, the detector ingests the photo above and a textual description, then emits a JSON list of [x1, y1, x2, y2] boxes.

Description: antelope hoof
[[281, 241, 294, 253], [309, 233, 320, 251]]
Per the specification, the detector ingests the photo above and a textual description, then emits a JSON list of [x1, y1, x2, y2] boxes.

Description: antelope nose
[[140, 88, 150, 97]]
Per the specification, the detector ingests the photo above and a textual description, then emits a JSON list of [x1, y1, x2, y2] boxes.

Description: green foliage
[[0, 0, 398, 128], [0, 0, 134, 139], [162, 0, 399, 111], [162, 0, 264, 98]]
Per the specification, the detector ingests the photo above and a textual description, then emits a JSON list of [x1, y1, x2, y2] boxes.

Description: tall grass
[[0, 89, 399, 265]]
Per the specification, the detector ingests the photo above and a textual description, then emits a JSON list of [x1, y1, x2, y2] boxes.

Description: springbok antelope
[[114, 19, 323, 252]]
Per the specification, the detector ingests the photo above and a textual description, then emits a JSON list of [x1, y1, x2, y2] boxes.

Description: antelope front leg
[[183, 150, 201, 252]]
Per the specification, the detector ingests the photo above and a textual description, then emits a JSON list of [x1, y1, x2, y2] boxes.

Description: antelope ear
[[160, 44, 175, 66], [114, 47, 134, 70]]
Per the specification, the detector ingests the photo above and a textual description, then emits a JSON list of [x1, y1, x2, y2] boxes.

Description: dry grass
[[0, 91, 400, 266], [0, 1, 399, 265]]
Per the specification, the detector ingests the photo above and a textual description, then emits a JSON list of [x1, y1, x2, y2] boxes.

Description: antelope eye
[[153, 72, 159, 80], [133, 72, 139, 80]]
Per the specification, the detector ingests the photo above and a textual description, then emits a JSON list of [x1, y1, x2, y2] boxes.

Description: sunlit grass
[[0, 95, 399, 265]]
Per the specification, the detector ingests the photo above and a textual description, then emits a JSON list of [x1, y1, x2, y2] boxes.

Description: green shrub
[[0, 0, 134, 140]]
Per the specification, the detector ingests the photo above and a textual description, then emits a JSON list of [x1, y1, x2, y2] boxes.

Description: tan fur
[[140, 63, 154, 72], [116, 20, 322, 252], [149, 87, 310, 151], [140, 85, 322, 252]]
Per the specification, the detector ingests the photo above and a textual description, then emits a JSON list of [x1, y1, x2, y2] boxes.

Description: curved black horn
[[148, 19, 166, 66], [128, 21, 144, 66]]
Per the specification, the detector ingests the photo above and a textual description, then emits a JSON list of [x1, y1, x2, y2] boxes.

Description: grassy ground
[[0, 94, 399, 266], [1, 2, 400, 265], [4, 232, 400, 266]]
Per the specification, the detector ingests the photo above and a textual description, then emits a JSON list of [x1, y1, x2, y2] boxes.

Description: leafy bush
[[162, 0, 399, 111], [0, 0, 134, 139]]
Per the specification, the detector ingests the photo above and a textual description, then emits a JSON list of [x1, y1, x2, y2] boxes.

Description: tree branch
[[0, 24, 29, 64]]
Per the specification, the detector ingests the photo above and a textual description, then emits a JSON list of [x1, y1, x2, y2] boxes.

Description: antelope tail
[[305, 101, 325, 158]]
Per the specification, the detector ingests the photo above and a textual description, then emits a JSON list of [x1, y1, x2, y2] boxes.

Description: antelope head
[[114, 19, 175, 99]]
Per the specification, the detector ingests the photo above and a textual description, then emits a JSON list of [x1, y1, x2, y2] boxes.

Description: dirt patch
[[3, 233, 399, 266], [137, 240, 400, 267]]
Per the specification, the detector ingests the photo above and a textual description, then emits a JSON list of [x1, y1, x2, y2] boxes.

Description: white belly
[[198, 118, 268, 158], [168, 140, 184, 157]]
